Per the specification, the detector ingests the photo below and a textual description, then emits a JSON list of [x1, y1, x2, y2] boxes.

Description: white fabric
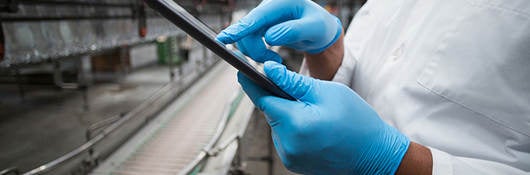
[[321, 0, 530, 174]]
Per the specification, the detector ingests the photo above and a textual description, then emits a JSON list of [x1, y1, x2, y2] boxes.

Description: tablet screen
[[144, 0, 295, 100]]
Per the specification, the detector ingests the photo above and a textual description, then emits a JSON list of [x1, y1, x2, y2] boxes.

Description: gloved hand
[[238, 61, 410, 175], [217, 0, 342, 63]]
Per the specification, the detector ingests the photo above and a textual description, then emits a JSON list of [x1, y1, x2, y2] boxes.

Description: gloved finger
[[264, 17, 342, 54], [237, 71, 271, 106], [236, 33, 282, 63], [217, 0, 295, 44], [237, 72, 299, 124], [264, 19, 313, 47], [263, 61, 317, 102]]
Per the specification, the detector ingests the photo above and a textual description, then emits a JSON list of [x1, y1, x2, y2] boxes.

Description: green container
[[156, 36, 182, 65]]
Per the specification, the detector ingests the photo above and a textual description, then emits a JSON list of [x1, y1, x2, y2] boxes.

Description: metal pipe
[[0, 15, 134, 22], [0, 167, 20, 175], [78, 55, 92, 111], [53, 61, 79, 89], [17, 0, 134, 8], [0, 21, 4, 62], [0, 14, 165, 22], [13, 66, 25, 101]]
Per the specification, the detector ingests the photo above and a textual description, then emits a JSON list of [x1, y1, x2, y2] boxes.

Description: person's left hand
[[238, 61, 410, 175], [217, 0, 342, 63]]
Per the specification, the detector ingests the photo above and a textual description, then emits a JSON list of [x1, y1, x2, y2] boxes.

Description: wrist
[[396, 142, 433, 175], [304, 29, 344, 80]]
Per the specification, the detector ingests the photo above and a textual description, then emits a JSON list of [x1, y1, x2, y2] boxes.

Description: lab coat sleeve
[[430, 147, 529, 175], [331, 44, 356, 86]]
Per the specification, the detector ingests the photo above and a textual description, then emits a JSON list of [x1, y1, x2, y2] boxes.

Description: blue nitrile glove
[[237, 61, 410, 175], [217, 0, 342, 63]]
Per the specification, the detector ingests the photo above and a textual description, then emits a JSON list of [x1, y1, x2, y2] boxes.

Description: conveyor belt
[[91, 62, 240, 175]]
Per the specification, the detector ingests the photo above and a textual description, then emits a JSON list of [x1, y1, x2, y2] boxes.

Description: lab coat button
[[391, 43, 405, 61]]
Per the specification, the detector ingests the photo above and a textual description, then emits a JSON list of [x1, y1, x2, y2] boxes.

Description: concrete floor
[[237, 110, 298, 175], [0, 65, 172, 172]]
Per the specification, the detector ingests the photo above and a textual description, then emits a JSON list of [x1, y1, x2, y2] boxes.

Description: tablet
[[144, 0, 295, 101]]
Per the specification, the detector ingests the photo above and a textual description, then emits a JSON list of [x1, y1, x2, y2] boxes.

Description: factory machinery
[[0, 0, 364, 174]]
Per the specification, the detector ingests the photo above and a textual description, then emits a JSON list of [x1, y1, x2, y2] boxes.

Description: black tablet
[[144, 0, 295, 101]]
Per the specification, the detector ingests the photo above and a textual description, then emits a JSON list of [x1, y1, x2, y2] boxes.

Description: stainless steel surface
[[0, 0, 231, 67], [0, 0, 177, 67]]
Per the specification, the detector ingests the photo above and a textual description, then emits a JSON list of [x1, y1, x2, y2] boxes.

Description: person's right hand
[[237, 61, 410, 175], [216, 0, 342, 63]]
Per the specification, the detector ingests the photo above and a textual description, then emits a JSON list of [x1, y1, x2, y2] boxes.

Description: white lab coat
[[302, 0, 530, 174]]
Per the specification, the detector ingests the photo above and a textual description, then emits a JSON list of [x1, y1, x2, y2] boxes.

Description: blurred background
[[0, 0, 366, 174]]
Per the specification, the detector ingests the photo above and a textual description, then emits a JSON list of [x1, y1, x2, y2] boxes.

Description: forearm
[[396, 142, 433, 175], [304, 30, 344, 81]]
